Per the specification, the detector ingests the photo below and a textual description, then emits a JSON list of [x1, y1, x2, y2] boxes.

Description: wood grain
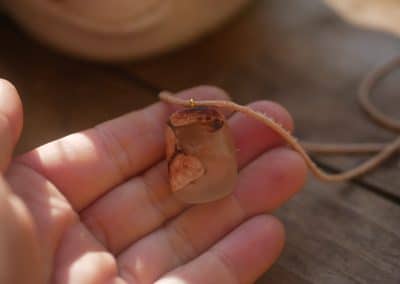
[[258, 178, 400, 283]]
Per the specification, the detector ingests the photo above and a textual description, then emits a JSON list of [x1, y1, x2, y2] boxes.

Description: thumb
[[0, 79, 23, 172]]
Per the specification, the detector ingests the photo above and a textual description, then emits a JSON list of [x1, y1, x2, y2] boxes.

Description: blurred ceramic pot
[[0, 0, 251, 61]]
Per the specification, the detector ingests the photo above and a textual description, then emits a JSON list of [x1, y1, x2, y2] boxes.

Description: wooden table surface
[[1, 0, 399, 283]]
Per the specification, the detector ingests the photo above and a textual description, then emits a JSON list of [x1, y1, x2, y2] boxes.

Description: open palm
[[0, 81, 306, 284]]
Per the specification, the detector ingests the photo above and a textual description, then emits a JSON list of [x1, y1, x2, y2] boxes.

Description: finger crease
[[118, 261, 141, 284], [142, 110, 165, 148], [141, 174, 166, 222], [84, 214, 112, 251], [165, 221, 198, 266], [231, 194, 247, 222], [211, 249, 241, 284], [94, 124, 133, 181]]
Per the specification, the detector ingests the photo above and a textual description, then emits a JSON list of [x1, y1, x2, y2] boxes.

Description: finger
[[51, 222, 119, 284], [156, 215, 285, 284], [81, 102, 294, 254], [0, 176, 43, 284], [231, 100, 293, 166], [5, 162, 79, 283], [116, 148, 306, 283], [0, 79, 23, 171], [18, 86, 230, 210]]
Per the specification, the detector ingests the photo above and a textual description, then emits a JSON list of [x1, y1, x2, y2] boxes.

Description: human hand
[[0, 80, 307, 284]]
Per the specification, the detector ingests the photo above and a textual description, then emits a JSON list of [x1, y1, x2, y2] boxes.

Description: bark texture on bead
[[166, 107, 238, 203]]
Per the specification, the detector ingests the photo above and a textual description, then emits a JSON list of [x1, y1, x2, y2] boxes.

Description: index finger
[[17, 86, 230, 210]]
